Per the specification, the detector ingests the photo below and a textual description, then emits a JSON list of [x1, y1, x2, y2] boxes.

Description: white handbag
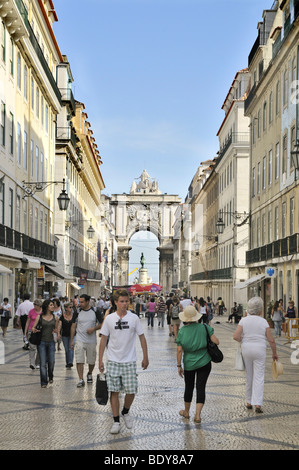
[[235, 345, 245, 371]]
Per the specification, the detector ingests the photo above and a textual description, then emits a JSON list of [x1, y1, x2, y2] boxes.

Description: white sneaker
[[110, 422, 121, 434], [122, 413, 134, 429]]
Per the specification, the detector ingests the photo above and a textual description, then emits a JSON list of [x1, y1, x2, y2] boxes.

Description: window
[[23, 199, 27, 235], [9, 112, 13, 155], [16, 194, 20, 232], [17, 53, 21, 89], [290, 197, 294, 235], [30, 203, 33, 237], [257, 162, 261, 193], [36, 87, 39, 118], [282, 202, 286, 238], [40, 210, 43, 242], [262, 213, 266, 246], [8, 188, 13, 228], [45, 104, 49, 133], [290, 126, 296, 169], [0, 102, 5, 146], [257, 109, 261, 138], [275, 142, 280, 179], [269, 91, 273, 124], [23, 130, 27, 170], [282, 134, 287, 174], [9, 38, 13, 75], [30, 139, 34, 177], [276, 80, 280, 115], [1, 21, 5, 62], [24, 65, 28, 100], [35, 145, 39, 180], [274, 206, 279, 240], [268, 210, 272, 243], [31, 77, 34, 110], [17, 122, 21, 165], [263, 101, 267, 131], [0, 181, 4, 224], [34, 207, 38, 238], [41, 96, 44, 127], [283, 68, 288, 107], [40, 152, 44, 182], [252, 167, 256, 197], [268, 149, 273, 185], [262, 156, 266, 189]]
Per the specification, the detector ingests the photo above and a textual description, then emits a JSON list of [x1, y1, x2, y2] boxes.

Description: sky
[[52, 0, 270, 284], [53, 0, 268, 201]]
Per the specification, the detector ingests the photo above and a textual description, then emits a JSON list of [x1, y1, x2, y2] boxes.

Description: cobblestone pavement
[[0, 315, 299, 452]]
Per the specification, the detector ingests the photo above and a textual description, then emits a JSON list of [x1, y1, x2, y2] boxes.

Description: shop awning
[[45, 265, 74, 282], [0, 264, 12, 274], [234, 273, 266, 290], [25, 257, 41, 269], [70, 282, 82, 290]]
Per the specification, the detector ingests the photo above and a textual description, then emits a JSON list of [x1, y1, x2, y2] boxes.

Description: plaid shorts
[[106, 361, 138, 394]]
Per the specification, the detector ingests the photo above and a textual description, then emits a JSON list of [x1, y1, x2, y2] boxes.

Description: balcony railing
[[246, 234, 299, 264], [190, 267, 232, 282], [0, 224, 57, 261], [60, 88, 76, 115], [56, 126, 78, 149], [217, 132, 250, 164]]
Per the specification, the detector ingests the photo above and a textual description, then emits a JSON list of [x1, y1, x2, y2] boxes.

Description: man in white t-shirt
[[180, 293, 192, 312], [99, 289, 149, 434], [71, 294, 101, 388]]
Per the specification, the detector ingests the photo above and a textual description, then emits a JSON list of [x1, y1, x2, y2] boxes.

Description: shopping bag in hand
[[95, 373, 108, 405]]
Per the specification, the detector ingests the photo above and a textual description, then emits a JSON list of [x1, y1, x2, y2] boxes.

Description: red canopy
[[128, 283, 162, 293]]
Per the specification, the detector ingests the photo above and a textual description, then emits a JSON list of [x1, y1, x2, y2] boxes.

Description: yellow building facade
[[245, 1, 299, 310], [0, 0, 63, 304]]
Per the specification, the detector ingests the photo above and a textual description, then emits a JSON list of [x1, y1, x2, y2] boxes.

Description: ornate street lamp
[[22, 178, 70, 211], [291, 142, 299, 181], [216, 217, 225, 234], [57, 180, 70, 211]]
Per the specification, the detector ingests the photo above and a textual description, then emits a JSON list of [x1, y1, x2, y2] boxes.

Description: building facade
[[0, 0, 62, 306], [244, 1, 299, 311]]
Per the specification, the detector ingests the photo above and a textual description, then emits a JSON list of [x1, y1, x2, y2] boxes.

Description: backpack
[[172, 304, 180, 320]]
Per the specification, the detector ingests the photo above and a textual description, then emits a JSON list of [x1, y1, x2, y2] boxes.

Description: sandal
[[179, 410, 190, 419], [255, 407, 263, 414], [246, 404, 253, 409], [194, 417, 201, 423]]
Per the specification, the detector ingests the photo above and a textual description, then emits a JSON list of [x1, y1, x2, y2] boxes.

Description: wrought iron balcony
[[0, 223, 57, 261], [246, 234, 299, 264]]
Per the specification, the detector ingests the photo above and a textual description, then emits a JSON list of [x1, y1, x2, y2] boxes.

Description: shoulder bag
[[29, 316, 42, 346], [204, 324, 223, 363]]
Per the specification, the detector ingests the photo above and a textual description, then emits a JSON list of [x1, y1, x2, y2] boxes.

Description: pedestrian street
[[0, 315, 299, 451]]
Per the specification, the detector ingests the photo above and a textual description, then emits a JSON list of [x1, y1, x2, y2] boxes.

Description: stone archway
[[110, 170, 181, 291]]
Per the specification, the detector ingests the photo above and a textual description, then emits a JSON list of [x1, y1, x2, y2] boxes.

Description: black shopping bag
[[95, 374, 109, 405]]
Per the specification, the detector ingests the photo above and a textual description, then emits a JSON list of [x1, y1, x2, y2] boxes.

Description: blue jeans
[[62, 336, 74, 366], [38, 340, 55, 386], [274, 320, 282, 337], [147, 312, 155, 327]]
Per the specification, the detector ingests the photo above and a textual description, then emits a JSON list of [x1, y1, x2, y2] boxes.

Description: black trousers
[[183, 362, 212, 404]]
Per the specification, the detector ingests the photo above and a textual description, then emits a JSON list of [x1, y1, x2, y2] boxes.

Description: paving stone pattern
[[0, 316, 299, 451]]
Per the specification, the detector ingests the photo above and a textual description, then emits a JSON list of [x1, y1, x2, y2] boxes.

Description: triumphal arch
[[110, 170, 181, 289]]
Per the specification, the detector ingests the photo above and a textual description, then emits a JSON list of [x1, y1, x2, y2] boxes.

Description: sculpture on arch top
[[130, 169, 161, 195]]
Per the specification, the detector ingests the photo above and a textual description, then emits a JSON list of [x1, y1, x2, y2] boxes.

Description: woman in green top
[[176, 305, 220, 423]]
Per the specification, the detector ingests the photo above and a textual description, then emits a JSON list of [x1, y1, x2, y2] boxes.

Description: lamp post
[[291, 142, 299, 181], [22, 178, 70, 211], [66, 217, 95, 239]]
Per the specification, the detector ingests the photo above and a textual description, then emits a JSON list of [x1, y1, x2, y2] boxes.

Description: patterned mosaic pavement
[[0, 315, 298, 452]]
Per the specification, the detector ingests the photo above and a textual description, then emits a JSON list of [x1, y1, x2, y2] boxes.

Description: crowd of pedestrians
[[1, 288, 296, 435]]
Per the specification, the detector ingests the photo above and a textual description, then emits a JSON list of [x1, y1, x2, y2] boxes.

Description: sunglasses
[[117, 319, 122, 330]]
